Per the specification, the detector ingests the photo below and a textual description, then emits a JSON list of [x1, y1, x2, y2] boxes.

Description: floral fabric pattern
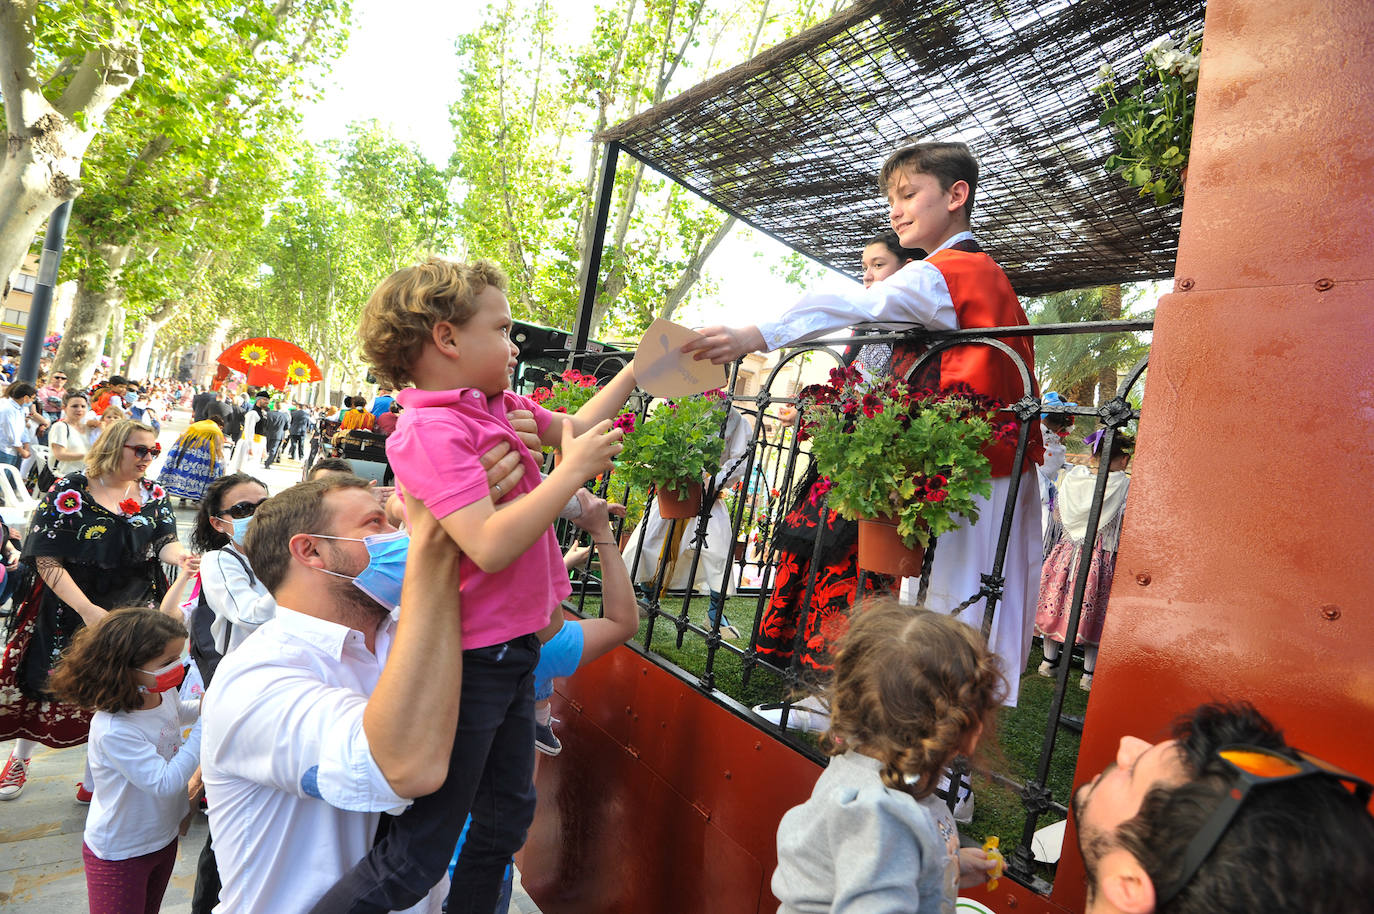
[[756, 479, 893, 673]]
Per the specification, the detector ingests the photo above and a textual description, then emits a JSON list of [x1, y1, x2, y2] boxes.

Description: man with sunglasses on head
[[1074, 701, 1374, 914]]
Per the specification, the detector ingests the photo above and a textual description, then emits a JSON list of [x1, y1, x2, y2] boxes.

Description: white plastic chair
[[0, 462, 38, 535]]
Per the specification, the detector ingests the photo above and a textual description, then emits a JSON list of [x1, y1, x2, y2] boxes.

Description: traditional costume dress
[[0, 473, 178, 746], [621, 408, 753, 630], [1034, 463, 1129, 650], [157, 419, 225, 502], [754, 232, 1044, 703]]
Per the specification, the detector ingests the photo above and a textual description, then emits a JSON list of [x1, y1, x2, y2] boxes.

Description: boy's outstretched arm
[[680, 326, 767, 365], [558, 362, 637, 439], [440, 419, 622, 573]]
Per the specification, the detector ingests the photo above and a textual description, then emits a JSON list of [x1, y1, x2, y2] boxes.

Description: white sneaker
[[1037, 660, 1054, 678], [1079, 672, 1093, 692], [753, 702, 829, 733], [952, 789, 975, 825]]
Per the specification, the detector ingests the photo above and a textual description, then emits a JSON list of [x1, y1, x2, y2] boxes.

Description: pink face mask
[[137, 658, 186, 693]]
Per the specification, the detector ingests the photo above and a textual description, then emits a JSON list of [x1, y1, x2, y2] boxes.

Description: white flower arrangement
[[1094, 28, 1204, 206]]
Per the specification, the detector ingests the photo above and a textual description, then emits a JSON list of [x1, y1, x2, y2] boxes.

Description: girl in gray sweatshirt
[[772, 602, 1005, 913]]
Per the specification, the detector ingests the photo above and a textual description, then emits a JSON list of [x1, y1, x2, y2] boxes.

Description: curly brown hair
[[822, 600, 1005, 799], [47, 608, 187, 713], [357, 256, 509, 388]]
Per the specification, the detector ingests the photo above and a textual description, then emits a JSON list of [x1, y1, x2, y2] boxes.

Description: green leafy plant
[[1095, 28, 1203, 206], [614, 391, 729, 498], [800, 367, 1012, 549]]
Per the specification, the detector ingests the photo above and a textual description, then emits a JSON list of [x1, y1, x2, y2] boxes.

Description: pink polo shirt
[[388, 386, 571, 649]]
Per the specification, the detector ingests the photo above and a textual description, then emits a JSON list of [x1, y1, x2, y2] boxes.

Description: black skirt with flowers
[[755, 469, 893, 675]]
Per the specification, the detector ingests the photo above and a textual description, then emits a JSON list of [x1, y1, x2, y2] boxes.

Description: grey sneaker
[[535, 720, 562, 756]]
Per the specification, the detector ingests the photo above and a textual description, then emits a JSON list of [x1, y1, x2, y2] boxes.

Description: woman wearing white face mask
[[189, 474, 273, 671]]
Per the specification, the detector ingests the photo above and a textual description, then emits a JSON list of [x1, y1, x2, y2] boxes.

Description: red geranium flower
[[119, 497, 141, 516], [861, 393, 884, 417], [926, 489, 948, 503]]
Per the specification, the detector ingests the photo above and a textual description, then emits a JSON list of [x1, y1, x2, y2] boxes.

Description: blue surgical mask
[[311, 530, 409, 611], [230, 515, 252, 544]]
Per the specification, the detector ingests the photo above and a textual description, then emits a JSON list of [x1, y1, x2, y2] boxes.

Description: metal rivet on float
[[1136, 572, 1151, 586], [1314, 278, 1335, 292], [1320, 604, 1341, 621], [1177, 278, 1195, 291], [1005, 894, 1018, 908]]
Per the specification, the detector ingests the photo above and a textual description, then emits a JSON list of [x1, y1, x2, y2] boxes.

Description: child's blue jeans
[[308, 634, 541, 914]]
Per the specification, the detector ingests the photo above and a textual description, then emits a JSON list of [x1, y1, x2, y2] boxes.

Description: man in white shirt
[[201, 475, 464, 914]]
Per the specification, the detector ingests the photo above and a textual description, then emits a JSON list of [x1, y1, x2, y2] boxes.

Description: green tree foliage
[[1025, 284, 1153, 407], [448, 0, 848, 339], [46, 0, 351, 384], [245, 123, 458, 394]]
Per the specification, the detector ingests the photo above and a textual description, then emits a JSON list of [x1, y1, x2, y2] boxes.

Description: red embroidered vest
[[889, 243, 1044, 477]]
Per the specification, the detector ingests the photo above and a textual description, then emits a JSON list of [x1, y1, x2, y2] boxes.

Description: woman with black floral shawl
[[0, 420, 197, 802]]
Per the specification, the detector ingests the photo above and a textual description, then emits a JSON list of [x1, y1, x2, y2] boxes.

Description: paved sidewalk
[[0, 409, 543, 912]]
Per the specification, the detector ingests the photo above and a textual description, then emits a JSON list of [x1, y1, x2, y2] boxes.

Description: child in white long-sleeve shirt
[[49, 607, 201, 914]]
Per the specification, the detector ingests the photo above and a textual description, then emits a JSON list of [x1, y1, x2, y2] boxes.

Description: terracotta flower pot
[[857, 517, 926, 578], [657, 481, 703, 519]]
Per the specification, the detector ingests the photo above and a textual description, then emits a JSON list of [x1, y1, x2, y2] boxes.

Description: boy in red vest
[[685, 142, 1045, 717]]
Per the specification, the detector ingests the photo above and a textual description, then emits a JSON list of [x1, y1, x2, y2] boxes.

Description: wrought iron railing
[[540, 317, 1150, 894]]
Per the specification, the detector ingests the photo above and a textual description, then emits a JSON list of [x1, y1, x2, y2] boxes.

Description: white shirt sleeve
[[757, 260, 959, 352], [208, 661, 408, 815], [713, 410, 754, 490], [100, 715, 202, 799], [201, 550, 274, 652]]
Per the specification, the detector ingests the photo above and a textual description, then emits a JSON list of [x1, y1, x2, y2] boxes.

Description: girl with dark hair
[[190, 474, 271, 661], [773, 602, 1003, 913], [48, 390, 92, 475], [754, 234, 923, 689], [47, 607, 200, 914]]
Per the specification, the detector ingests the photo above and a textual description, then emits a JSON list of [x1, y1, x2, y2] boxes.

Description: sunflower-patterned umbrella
[[216, 338, 323, 390]]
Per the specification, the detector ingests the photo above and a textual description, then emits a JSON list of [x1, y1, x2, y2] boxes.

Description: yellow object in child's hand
[[983, 836, 1005, 890]]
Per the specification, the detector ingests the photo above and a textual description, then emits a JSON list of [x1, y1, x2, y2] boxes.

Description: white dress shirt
[[756, 231, 975, 351], [202, 606, 445, 914], [0, 398, 28, 454]]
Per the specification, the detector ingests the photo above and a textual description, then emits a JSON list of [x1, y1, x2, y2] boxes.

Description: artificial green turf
[[572, 591, 1091, 881]]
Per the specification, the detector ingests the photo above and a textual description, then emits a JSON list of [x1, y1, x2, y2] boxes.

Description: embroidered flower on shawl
[[808, 476, 832, 506], [150, 484, 166, 500], [54, 489, 82, 514], [83, 525, 108, 540], [119, 497, 141, 516]]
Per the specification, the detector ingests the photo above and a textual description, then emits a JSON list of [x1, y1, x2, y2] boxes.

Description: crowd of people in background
[[0, 139, 1369, 914]]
